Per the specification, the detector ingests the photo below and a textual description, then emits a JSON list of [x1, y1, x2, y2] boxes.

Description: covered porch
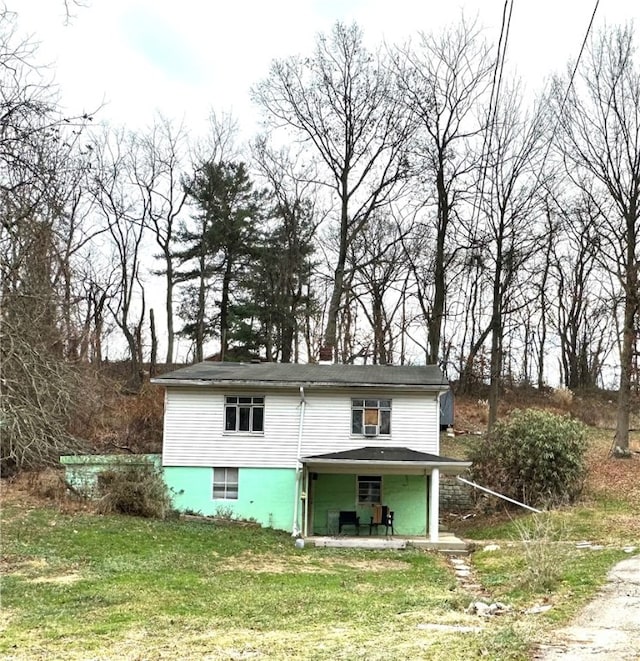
[[298, 446, 471, 546]]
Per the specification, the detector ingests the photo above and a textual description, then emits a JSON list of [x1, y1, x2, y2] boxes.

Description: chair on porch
[[338, 510, 360, 534], [370, 505, 394, 536]]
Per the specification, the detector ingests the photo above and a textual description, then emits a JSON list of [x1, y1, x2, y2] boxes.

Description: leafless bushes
[[0, 319, 85, 475], [95, 464, 172, 519], [514, 513, 568, 592]]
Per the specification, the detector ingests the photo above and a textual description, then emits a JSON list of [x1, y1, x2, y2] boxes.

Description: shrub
[[25, 468, 68, 501], [469, 409, 587, 508], [513, 512, 568, 591], [96, 464, 172, 519], [550, 387, 574, 409]]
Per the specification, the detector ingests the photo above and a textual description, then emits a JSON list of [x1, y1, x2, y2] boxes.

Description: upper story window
[[225, 396, 264, 433], [351, 399, 391, 436]]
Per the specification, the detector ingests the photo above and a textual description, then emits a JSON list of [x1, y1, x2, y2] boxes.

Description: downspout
[[292, 385, 306, 536]]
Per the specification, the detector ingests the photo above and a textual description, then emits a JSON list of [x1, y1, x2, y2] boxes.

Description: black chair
[[370, 505, 394, 536], [338, 510, 360, 534]]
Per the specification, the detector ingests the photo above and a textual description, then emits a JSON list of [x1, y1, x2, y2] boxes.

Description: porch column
[[429, 467, 440, 542], [302, 467, 309, 538]]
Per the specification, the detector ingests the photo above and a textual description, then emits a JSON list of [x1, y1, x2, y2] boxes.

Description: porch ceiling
[[302, 446, 471, 475]]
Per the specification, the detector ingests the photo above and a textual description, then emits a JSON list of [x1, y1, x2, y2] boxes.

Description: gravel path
[[535, 554, 640, 660]]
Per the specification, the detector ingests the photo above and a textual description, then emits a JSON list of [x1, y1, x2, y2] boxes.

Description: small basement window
[[213, 467, 239, 500]]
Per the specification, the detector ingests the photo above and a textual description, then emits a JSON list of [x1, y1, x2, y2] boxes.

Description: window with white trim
[[213, 467, 238, 499], [358, 475, 382, 505], [351, 399, 391, 436], [224, 396, 264, 433]]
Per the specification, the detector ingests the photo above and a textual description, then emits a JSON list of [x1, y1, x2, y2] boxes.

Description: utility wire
[[459, 0, 513, 356], [532, 0, 600, 195], [468, 0, 514, 241]]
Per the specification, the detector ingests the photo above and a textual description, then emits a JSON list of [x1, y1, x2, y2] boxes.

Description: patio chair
[[338, 510, 360, 534], [369, 505, 394, 536]]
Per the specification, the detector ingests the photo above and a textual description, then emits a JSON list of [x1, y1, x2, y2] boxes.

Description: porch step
[[308, 533, 469, 553]]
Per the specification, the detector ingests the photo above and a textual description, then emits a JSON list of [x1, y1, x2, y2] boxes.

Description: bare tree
[[0, 10, 95, 472], [348, 210, 412, 364], [253, 22, 415, 360], [395, 18, 493, 364], [90, 126, 147, 391], [462, 84, 548, 427], [552, 24, 640, 454], [133, 115, 189, 363]]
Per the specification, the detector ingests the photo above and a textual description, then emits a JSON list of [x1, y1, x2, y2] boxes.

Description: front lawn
[[1, 495, 531, 660]]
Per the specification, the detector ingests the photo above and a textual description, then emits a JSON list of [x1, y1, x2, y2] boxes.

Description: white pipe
[[456, 476, 542, 513], [292, 385, 306, 536]]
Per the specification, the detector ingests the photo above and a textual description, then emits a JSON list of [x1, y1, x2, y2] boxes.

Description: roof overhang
[[302, 446, 471, 475], [150, 378, 446, 393], [302, 458, 471, 475]]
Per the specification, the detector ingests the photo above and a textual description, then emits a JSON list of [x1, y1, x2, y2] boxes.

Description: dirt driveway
[[535, 554, 640, 660]]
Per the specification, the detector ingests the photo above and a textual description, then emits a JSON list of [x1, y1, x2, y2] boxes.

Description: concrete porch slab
[[307, 531, 468, 553]]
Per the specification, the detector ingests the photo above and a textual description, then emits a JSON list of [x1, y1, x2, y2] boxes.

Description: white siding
[[299, 390, 439, 457], [163, 387, 300, 468], [162, 386, 440, 468]]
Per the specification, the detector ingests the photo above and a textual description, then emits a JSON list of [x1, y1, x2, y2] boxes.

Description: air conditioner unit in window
[[364, 424, 379, 437]]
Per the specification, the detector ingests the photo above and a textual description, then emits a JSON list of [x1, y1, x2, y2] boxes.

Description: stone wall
[[439, 474, 473, 511]]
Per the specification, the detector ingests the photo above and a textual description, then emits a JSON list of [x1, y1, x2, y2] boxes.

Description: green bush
[[469, 409, 587, 508], [96, 464, 172, 519]]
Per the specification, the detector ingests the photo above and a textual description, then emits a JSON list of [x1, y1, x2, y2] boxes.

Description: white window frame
[[224, 395, 264, 434], [357, 475, 382, 505], [213, 467, 239, 500], [351, 399, 392, 436]]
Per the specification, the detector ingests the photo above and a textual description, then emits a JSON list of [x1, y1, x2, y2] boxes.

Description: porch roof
[[302, 446, 471, 474]]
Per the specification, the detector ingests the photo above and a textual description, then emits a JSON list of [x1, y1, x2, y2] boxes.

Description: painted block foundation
[[163, 466, 297, 532], [60, 454, 161, 497]]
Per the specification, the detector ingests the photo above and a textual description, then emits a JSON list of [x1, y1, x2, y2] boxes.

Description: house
[[151, 362, 470, 542]]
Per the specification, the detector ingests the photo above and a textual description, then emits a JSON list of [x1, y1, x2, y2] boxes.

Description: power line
[[533, 0, 601, 195], [469, 0, 514, 238]]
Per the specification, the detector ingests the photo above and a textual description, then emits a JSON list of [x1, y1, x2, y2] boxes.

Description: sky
[[9, 0, 639, 370], [14, 0, 640, 140]]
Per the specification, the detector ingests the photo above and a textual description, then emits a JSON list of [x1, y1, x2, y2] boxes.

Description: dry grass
[[584, 430, 640, 504], [218, 551, 411, 574], [452, 387, 640, 434], [549, 387, 574, 410]]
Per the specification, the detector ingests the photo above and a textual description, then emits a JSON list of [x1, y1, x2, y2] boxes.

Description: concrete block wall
[[439, 474, 473, 511], [60, 454, 161, 497]]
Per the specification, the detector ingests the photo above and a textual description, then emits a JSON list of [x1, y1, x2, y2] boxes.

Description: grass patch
[[1, 500, 535, 660], [472, 544, 627, 620]]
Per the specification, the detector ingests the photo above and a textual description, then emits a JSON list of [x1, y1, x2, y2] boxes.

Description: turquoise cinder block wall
[[163, 466, 296, 532], [311, 473, 428, 536]]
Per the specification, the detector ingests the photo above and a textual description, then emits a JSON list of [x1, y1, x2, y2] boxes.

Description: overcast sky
[[15, 0, 640, 139]]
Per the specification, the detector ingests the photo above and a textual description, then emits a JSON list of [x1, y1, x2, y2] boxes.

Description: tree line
[[1, 10, 638, 471]]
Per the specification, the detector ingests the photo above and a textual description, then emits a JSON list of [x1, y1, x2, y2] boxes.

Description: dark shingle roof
[[152, 361, 447, 389], [303, 446, 465, 464]]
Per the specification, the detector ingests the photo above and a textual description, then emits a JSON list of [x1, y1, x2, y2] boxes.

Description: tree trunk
[[165, 253, 174, 364], [149, 308, 158, 377], [614, 214, 638, 455]]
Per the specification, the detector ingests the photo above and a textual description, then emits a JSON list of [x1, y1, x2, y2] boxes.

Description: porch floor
[[307, 531, 468, 553]]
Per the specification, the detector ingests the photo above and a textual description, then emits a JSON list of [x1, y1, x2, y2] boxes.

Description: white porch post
[[429, 467, 440, 542], [302, 467, 309, 537]]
